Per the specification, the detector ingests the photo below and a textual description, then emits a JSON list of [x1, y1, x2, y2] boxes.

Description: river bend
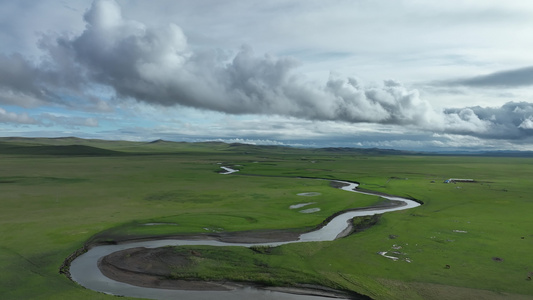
[[69, 168, 420, 299]]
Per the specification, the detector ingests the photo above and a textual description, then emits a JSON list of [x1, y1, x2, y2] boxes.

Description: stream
[[69, 168, 420, 299]]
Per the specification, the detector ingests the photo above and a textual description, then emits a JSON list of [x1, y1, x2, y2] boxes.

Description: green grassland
[[0, 138, 532, 299]]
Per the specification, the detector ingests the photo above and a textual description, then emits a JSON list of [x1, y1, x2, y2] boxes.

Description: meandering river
[[69, 168, 420, 299]]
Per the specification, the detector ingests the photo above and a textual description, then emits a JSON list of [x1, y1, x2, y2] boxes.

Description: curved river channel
[[69, 168, 421, 300]]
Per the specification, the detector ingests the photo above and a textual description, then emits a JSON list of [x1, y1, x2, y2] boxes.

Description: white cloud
[[0, 107, 38, 125], [518, 117, 533, 130], [41, 113, 99, 128]]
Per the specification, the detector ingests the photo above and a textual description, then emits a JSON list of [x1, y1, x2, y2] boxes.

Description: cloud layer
[[445, 66, 533, 87], [2, 0, 533, 143]]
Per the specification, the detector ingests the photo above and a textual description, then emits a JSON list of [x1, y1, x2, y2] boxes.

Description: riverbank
[[98, 246, 360, 298]]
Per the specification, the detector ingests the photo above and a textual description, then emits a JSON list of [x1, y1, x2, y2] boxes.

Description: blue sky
[[2, 0, 533, 151]]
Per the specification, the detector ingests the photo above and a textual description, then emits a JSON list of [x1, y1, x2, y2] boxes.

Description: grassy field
[[0, 138, 532, 299]]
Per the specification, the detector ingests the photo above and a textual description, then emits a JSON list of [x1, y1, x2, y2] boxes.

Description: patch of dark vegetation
[[329, 180, 359, 189], [389, 176, 408, 180], [144, 191, 181, 201], [143, 191, 219, 203], [403, 194, 423, 204], [351, 214, 382, 234], [0, 176, 86, 185], [492, 257, 504, 262], [410, 213, 427, 217], [250, 245, 273, 254], [59, 246, 88, 279], [0, 143, 123, 156]]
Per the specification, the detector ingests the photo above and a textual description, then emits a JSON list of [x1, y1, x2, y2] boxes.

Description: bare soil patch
[[99, 246, 363, 298]]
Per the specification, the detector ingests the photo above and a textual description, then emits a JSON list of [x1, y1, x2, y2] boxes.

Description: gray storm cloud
[[448, 66, 533, 87], [2, 0, 533, 139], [0, 53, 59, 107]]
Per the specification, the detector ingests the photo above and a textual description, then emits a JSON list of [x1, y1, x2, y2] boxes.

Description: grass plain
[[0, 137, 532, 299]]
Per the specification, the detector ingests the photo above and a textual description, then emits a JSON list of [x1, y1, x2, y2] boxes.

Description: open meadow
[[0, 138, 532, 299]]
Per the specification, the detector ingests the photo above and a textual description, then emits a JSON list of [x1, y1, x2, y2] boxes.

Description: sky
[[2, 0, 533, 151]]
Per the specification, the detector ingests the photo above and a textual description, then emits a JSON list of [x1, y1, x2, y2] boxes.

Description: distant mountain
[[423, 149, 533, 157], [466, 150, 533, 157], [147, 139, 166, 144], [0, 137, 532, 157], [316, 147, 423, 155]]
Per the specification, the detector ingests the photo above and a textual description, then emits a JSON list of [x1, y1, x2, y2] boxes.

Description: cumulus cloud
[[3, 0, 533, 142], [0, 106, 101, 129], [442, 102, 533, 139], [47, 0, 440, 128]]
